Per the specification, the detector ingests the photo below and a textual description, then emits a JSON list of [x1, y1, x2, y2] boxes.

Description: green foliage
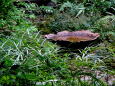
[[83, 0, 114, 14], [59, 1, 85, 17], [0, 30, 107, 86], [0, 29, 106, 86], [40, 6, 54, 14], [53, 0, 75, 3], [48, 13, 91, 32], [91, 42, 115, 69], [0, 0, 114, 85], [0, 0, 14, 18], [93, 16, 115, 40], [0, 29, 59, 85], [47, 1, 114, 40], [1, 8, 28, 29], [0, 2, 37, 35], [44, 2, 88, 32], [95, 16, 115, 31]]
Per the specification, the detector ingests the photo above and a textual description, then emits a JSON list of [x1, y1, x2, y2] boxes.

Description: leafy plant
[[0, 29, 108, 86], [93, 16, 115, 40], [40, 6, 54, 14], [0, 0, 14, 18], [0, 29, 59, 85], [83, 0, 114, 15], [59, 1, 85, 17], [53, 0, 76, 3], [0, 0, 114, 85], [0, 2, 37, 35]]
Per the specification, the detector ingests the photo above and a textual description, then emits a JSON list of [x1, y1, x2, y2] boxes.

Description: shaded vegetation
[[0, 0, 115, 86]]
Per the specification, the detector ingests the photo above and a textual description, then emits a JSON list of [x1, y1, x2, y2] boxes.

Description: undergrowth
[[0, 29, 108, 86], [0, 0, 115, 86]]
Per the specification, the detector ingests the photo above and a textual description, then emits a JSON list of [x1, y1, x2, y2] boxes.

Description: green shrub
[[52, 0, 76, 3], [0, 29, 107, 86], [0, 1, 113, 85], [0, 0, 14, 18], [83, 0, 114, 15], [95, 16, 115, 30], [93, 16, 115, 40], [0, 2, 37, 34], [48, 13, 91, 32], [0, 29, 60, 85], [59, 1, 85, 17]]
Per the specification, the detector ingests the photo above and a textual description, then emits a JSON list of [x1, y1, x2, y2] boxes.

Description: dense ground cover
[[0, 0, 115, 86]]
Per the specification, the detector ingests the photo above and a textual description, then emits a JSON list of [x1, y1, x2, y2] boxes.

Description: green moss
[[95, 16, 115, 30], [93, 16, 115, 40]]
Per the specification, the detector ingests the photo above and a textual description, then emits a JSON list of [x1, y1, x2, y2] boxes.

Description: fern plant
[[83, 0, 114, 15], [60, 1, 85, 17]]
